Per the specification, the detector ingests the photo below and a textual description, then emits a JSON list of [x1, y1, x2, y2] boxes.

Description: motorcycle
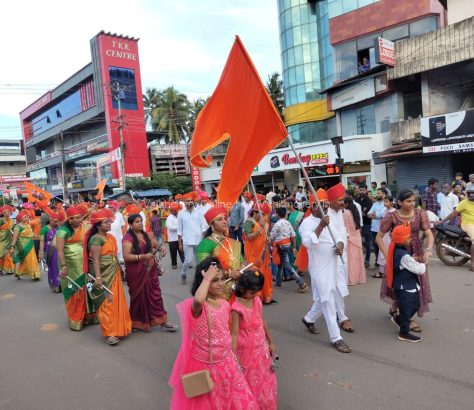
[[434, 224, 472, 266]]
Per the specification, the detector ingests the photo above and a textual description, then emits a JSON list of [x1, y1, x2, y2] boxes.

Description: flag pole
[[286, 135, 344, 263]]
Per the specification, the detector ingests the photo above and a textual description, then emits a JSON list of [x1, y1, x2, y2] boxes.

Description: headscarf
[[327, 183, 346, 202], [16, 210, 29, 223], [0, 205, 12, 215], [204, 207, 228, 225], [386, 223, 411, 289], [66, 206, 84, 219], [49, 211, 67, 223], [170, 202, 180, 212], [89, 208, 114, 225]]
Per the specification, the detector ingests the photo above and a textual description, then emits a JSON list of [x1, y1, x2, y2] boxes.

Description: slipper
[[339, 319, 355, 333], [410, 320, 423, 333], [161, 322, 178, 332], [332, 339, 351, 353], [106, 336, 120, 345]]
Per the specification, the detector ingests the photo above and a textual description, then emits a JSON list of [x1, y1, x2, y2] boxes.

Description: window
[[409, 17, 438, 38], [109, 67, 138, 110], [383, 24, 409, 41], [334, 41, 358, 81], [341, 103, 376, 136]]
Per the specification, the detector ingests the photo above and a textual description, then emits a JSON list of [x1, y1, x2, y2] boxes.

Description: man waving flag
[[190, 36, 287, 206]]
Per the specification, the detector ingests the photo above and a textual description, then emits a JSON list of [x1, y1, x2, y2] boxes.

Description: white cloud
[[0, 0, 281, 136]]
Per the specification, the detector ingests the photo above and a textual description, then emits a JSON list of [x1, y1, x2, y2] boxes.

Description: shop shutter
[[396, 155, 452, 192]]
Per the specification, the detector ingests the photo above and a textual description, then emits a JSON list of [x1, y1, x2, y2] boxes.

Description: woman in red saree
[[243, 203, 276, 304], [123, 213, 178, 332]]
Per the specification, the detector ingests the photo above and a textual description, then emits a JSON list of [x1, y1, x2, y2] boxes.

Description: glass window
[[296, 85, 306, 103], [295, 65, 305, 83], [280, 34, 287, 54], [341, 103, 375, 136], [342, 0, 358, 14], [409, 17, 438, 38], [294, 45, 303, 65], [287, 47, 295, 67], [309, 22, 318, 42], [310, 43, 319, 63], [383, 24, 409, 41], [284, 9, 292, 30], [334, 41, 358, 81], [291, 6, 301, 26], [300, 4, 309, 24], [301, 25, 310, 44], [293, 26, 302, 45], [357, 32, 380, 50], [304, 63, 313, 83], [288, 67, 297, 87], [302, 44, 311, 63], [286, 28, 294, 48], [109, 67, 138, 110], [328, 0, 343, 18]]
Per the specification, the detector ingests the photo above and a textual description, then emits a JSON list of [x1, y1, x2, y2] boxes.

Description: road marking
[[40, 323, 59, 331], [1, 293, 15, 299]]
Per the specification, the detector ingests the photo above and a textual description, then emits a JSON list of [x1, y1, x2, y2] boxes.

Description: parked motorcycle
[[435, 224, 472, 266]]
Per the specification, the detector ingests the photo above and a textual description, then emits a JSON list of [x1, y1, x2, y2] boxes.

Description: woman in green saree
[[10, 210, 40, 280]]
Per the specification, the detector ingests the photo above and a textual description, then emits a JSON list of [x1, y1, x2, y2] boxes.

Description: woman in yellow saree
[[86, 209, 132, 345], [11, 210, 40, 280], [196, 207, 244, 300], [0, 205, 15, 275], [56, 206, 97, 331]]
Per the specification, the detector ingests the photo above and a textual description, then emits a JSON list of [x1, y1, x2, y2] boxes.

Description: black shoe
[[364, 261, 370, 268], [180, 275, 186, 285], [302, 318, 319, 334], [263, 299, 278, 305], [398, 332, 422, 343], [274, 283, 282, 287]]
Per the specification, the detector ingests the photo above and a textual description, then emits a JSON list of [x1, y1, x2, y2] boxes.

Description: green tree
[[188, 97, 210, 138], [145, 86, 191, 144], [126, 172, 192, 194], [265, 72, 285, 118], [143, 87, 161, 125]]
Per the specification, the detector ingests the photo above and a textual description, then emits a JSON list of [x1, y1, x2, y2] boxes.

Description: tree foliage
[[265, 72, 285, 119], [126, 172, 192, 194]]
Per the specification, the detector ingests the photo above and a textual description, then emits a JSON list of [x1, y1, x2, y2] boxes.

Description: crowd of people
[[1, 173, 473, 409]]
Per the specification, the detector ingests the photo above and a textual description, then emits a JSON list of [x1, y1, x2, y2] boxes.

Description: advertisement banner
[[421, 110, 474, 154], [191, 166, 202, 191], [374, 38, 395, 66], [329, 77, 375, 110]]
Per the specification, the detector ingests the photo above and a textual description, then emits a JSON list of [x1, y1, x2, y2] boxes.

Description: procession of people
[[2, 172, 473, 409]]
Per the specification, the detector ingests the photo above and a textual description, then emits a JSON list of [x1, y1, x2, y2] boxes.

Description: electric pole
[[112, 82, 127, 191], [59, 131, 69, 202]]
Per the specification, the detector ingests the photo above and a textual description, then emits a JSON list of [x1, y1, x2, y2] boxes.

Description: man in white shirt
[[299, 183, 353, 353], [438, 182, 459, 220], [196, 192, 214, 230], [166, 202, 184, 269], [108, 201, 125, 264], [294, 185, 304, 202], [177, 195, 207, 284], [242, 192, 254, 222]]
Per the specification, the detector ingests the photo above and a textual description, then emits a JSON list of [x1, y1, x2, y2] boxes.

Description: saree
[[13, 224, 40, 279], [288, 210, 304, 270], [196, 235, 243, 300], [124, 232, 168, 331], [243, 218, 273, 303], [41, 226, 61, 292], [88, 234, 131, 337], [57, 223, 97, 330], [0, 217, 15, 274]]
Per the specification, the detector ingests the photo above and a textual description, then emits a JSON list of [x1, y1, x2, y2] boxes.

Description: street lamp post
[[112, 82, 127, 191], [330, 136, 344, 183]]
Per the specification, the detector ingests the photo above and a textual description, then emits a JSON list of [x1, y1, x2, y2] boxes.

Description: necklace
[[212, 233, 236, 266], [206, 297, 221, 307]]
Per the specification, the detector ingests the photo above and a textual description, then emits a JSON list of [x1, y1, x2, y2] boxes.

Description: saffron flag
[[95, 178, 107, 200], [24, 181, 53, 204], [190, 36, 287, 205]]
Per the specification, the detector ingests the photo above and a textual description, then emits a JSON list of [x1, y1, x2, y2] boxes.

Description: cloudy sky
[[0, 0, 281, 139]]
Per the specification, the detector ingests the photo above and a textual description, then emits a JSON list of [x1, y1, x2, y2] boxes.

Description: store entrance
[[452, 152, 473, 181]]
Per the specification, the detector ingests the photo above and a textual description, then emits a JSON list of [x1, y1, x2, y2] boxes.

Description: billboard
[[374, 38, 395, 67], [421, 110, 474, 154], [329, 77, 375, 110]]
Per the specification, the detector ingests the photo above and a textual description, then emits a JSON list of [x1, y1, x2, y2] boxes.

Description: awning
[[133, 189, 172, 198], [372, 141, 422, 164]]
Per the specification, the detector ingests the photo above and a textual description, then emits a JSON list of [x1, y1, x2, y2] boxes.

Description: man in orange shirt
[[30, 210, 42, 260]]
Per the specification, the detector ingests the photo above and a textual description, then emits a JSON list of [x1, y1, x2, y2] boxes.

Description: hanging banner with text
[[191, 166, 202, 191]]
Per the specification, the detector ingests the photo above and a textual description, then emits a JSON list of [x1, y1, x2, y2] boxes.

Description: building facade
[[0, 139, 27, 201], [19, 31, 150, 200]]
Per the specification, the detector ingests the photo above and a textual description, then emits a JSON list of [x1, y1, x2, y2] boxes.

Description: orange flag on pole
[[24, 181, 53, 204], [95, 178, 107, 200], [190, 36, 287, 205]]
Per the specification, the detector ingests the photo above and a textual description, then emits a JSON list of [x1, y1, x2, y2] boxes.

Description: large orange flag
[[24, 181, 53, 204], [190, 36, 287, 205], [95, 178, 107, 200]]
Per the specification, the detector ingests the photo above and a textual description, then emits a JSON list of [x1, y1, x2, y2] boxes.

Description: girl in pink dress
[[231, 271, 277, 410], [169, 257, 257, 410], [376, 196, 396, 277], [343, 198, 366, 285]]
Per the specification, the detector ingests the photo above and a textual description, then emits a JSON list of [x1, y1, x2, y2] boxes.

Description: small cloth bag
[[181, 303, 214, 398]]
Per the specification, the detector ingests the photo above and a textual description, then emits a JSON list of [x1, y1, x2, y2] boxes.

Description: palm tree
[[188, 97, 210, 140], [143, 88, 161, 125], [265, 72, 285, 119], [145, 86, 191, 144]]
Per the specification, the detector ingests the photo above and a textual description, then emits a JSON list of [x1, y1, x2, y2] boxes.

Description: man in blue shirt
[[368, 188, 387, 270], [229, 201, 245, 251]]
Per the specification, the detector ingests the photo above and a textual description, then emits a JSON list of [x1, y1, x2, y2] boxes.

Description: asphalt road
[[1, 255, 473, 410]]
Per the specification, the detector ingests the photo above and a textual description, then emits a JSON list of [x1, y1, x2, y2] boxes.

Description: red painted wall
[[329, 0, 447, 45], [96, 33, 150, 178]]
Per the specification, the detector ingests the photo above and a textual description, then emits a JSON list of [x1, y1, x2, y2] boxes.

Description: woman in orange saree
[[86, 209, 131, 345], [11, 210, 40, 280], [0, 205, 15, 275], [56, 206, 97, 331], [243, 203, 276, 304], [196, 207, 244, 300]]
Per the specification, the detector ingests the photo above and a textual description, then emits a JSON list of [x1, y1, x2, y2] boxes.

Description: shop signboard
[[421, 110, 474, 154], [329, 77, 375, 110], [191, 166, 202, 191], [269, 152, 330, 171], [374, 38, 395, 67]]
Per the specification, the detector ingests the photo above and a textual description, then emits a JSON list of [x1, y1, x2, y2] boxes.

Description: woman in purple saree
[[122, 213, 178, 333], [39, 212, 65, 293]]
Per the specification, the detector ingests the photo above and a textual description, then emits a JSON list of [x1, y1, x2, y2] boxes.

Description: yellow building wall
[[283, 99, 334, 127]]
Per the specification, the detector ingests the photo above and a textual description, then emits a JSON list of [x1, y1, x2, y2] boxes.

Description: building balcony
[[390, 118, 421, 145]]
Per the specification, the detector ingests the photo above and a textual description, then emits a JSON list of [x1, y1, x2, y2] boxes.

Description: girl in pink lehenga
[[169, 257, 257, 410], [376, 190, 434, 332], [343, 198, 366, 285], [231, 271, 277, 410]]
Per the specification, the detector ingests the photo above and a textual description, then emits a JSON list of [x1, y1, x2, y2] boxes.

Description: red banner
[[191, 167, 202, 192]]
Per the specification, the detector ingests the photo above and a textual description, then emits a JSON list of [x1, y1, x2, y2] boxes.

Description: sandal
[[161, 322, 178, 332], [410, 320, 423, 333], [339, 319, 355, 333], [106, 336, 120, 345], [332, 339, 351, 353], [302, 318, 319, 334], [389, 308, 399, 318]]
